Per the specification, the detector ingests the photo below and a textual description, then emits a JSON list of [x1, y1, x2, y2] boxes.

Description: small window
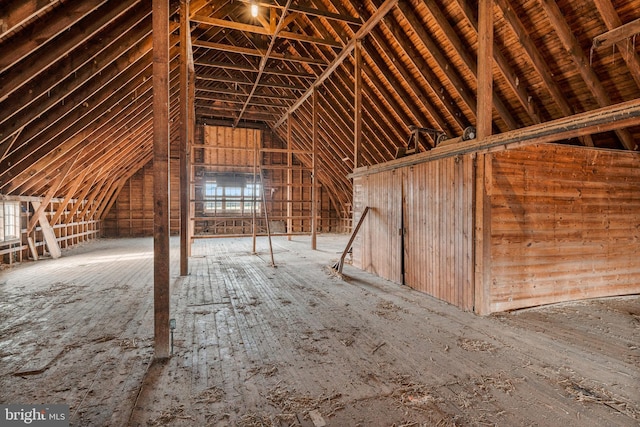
[[0, 201, 21, 242], [203, 176, 261, 216]]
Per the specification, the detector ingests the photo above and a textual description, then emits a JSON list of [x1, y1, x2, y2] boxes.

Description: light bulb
[[251, 3, 259, 17]]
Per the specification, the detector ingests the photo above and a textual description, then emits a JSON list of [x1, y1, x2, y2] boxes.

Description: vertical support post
[[311, 87, 318, 250], [252, 130, 258, 253], [179, 0, 190, 276], [477, 0, 494, 139], [153, 0, 171, 359], [354, 39, 363, 169], [287, 115, 293, 241], [187, 43, 195, 256]]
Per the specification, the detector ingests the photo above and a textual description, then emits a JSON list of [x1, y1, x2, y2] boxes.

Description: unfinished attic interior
[[1, 0, 640, 425]]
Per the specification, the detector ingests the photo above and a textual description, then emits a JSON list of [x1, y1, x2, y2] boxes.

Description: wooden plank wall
[[103, 125, 341, 237], [102, 160, 180, 236], [483, 143, 640, 313], [403, 156, 475, 310]]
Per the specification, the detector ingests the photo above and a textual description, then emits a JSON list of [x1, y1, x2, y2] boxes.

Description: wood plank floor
[[1, 235, 638, 426]]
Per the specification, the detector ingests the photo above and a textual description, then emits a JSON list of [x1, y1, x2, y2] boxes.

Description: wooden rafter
[[539, 0, 636, 150], [592, 0, 640, 90], [191, 14, 342, 48], [274, 0, 399, 128]]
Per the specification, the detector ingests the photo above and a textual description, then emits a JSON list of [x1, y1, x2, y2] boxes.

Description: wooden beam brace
[[592, 0, 640, 90], [49, 167, 90, 226], [593, 17, 640, 49], [274, 0, 399, 128], [351, 97, 640, 178], [27, 153, 79, 234]]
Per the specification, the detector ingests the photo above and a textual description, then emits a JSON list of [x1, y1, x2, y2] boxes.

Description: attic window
[[0, 201, 21, 242], [203, 175, 261, 216]]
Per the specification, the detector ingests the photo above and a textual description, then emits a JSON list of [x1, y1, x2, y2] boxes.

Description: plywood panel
[[486, 143, 640, 312]]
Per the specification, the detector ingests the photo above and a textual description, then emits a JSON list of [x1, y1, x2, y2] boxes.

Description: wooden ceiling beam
[[191, 14, 342, 47], [1, 50, 181, 191], [192, 40, 326, 65], [0, 0, 59, 40], [0, 10, 154, 148], [446, 0, 542, 125], [274, 0, 399, 128], [0, 0, 141, 103], [397, 0, 517, 132], [197, 85, 298, 100], [494, 0, 595, 146], [0, 0, 109, 72], [235, 0, 293, 126], [539, 0, 636, 150], [381, 10, 469, 132], [593, 17, 640, 49], [270, 1, 362, 25], [592, 0, 640, 90], [196, 74, 306, 91], [195, 93, 290, 108], [1, 51, 157, 182], [196, 59, 316, 79]]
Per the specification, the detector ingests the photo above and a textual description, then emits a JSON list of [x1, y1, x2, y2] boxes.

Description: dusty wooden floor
[[0, 235, 638, 426]]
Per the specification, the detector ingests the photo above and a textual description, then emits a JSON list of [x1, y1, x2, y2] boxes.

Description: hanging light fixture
[[250, 1, 259, 18]]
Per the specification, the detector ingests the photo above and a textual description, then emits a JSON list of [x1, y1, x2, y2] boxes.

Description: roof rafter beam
[[592, 0, 640, 90], [539, 0, 636, 150], [274, 0, 399, 128], [190, 14, 342, 48], [270, 0, 362, 25], [192, 40, 326, 65]]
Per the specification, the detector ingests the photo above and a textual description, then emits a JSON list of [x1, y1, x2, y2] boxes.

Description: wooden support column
[[179, 0, 190, 276], [187, 33, 195, 256], [311, 88, 318, 250], [477, 0, 494, 139], [354, 39, 363, 169], [153, 0, 170, 359], [252, 130, 258, 254], [287, 114, 293, 241]]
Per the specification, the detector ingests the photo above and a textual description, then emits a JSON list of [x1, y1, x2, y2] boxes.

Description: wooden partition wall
[[103, 125, 342, 238], [353, 143, 640, 314], [353, 155, 475, 310]]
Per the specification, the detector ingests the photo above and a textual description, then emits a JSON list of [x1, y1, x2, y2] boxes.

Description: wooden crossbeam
[[274, 0, 399, 129], [593, 17, 640, 48]]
